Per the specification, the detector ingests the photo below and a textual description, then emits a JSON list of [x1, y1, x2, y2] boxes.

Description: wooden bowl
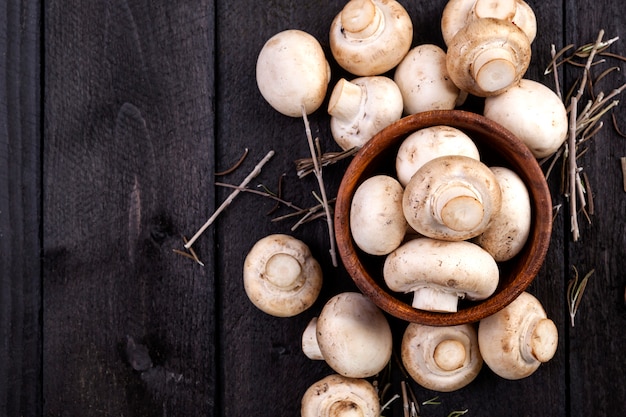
[[334, 110, 552, 326]]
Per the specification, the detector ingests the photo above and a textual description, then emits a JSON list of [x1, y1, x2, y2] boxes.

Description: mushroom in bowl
[[334, 110, 552, 326]]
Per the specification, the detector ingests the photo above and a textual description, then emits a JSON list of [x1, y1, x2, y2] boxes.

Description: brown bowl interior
[[334, 110, 553, 326]]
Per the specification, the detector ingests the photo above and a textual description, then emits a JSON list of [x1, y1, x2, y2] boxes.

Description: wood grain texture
[[0, 0, 624, 415], [43, 0, 216, 415], [0, 1, 42, 416]]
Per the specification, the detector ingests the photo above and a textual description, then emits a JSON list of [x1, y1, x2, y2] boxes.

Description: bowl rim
[[334, 109, 553, 326]]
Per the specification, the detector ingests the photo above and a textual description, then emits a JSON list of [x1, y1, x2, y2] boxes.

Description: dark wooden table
[[2, 0, 625, 416]]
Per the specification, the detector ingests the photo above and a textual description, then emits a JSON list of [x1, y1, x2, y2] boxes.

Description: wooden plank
[[0, 1, 42, 416], [42, 0, 216, 414], [215, 1, 569, 416], [562, 2, 626, 415]]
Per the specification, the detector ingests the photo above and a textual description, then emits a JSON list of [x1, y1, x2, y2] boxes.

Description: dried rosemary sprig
[[294, 146, 359, 178], [567, 266, 594, 327], [544, 30, 626, 241]]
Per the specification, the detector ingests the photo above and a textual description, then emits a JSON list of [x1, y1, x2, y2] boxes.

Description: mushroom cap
[[403, 155, 502, 241], [393, 44, 461, 115], [474, 166, 531, 261], [395, 125, 481, 187], [478, 292, 558, 380], [329, 0, 413, 76], [301, 374, 380, 417], [446, 18, 531, 97], [243, 234, 323, 317], [441, 0, 537, 46], [256, 29, 331, 117], [316, 292, 393, 378], [483, 78, 568, 158], [350, 175, 407, 255], [383, 237, 499, 310], [401, 322, 483, 392], [328, 76, 403, 150]]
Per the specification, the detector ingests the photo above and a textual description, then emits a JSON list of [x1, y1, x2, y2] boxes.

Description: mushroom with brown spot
[[301, 374, 380, 417], [383, 237, 499, 312], [243, 234, 322, 317], [328, 76, 404, 150], [446, 18, 532, 97], [329, 0, 413, 76], [441, 0, 537, 46], [301, 292, 393, 378], [402, 155, 502, 241], [401, 322, 483, 392], [478, 291, 558, 380], [393, 44, 464, 115]]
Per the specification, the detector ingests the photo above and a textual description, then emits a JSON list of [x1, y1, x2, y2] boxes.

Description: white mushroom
[[446, 18, 531, 97], [383, 237, 499, 312], [483, 78, 569, 158], [301, 374, 380, 417], [393, 44, 463, 115], [478, 292, 558, 380], [350, 175, 407, 256], [401, 322, 483, 392], [328, 76, 403, 150], [329, 0, 413, 76], [402, 155, 502, 241], [441, 0, 537, 46], [256, 29, 331, 117], [243, 234, 322, 317], [474, 166, 531, 261], [395, 125, 481, 187], [301, 292, 393, 378]]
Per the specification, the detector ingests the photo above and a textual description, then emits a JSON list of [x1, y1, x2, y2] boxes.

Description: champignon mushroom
[[328, 76, 403, 150], [446, 18, 531, 97], [383, 237, 499, 312], [393, 44, 463, 115], [401, 322, 483, 392], [478, 291, 558, 380], [329, 0, 413, 76], [441, 0, 537, 46], [402, 155, 502, 241], [301, 374, 380, 417], [243, 234, 322, 317], [483, 78, 569, 158], [301, 292, 393, 378], [256, 29, 331, 117], [350, 175, 407, 255], [474, 166, 531, 261], [395, 125, 481, 187]]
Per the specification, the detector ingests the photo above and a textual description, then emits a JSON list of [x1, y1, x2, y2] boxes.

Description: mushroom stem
[[264, 253, 303, 289], [341, 0, 383, 40], [473, 0, 517, 20], [328, 79, 365, 123], [472, 48, 517, 94], [521, 317, 559, 363], [433, 339, 467, 371], [412, 287, 460, 313], [432, 183, 484, 232], [301, 317, 324, 360]]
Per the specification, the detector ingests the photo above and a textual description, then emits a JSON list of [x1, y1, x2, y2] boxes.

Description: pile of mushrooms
[[246, 0, 566, 410]]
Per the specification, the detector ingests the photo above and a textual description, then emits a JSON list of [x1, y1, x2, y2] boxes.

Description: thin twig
[[185, 150, 275, 248], [567, 266, 594, 327], [621, 157, 626, 192], [568, 96, 580, 241], [215, 148, 249, 176], [295, 146, 359, 178], [301, 105, 338, 267]]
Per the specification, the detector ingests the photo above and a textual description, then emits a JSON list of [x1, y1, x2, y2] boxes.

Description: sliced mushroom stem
[[433, 339, 467, 371], [412, 287, 461, 313], [328, 78, 365, 123], [432, 183, 484, 232], [522, 317, 559, 363], [341, 0, 383, 40], [301, 317, 324, 360], [471, 48, 517, 94], [264, 253, 304, 289]]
